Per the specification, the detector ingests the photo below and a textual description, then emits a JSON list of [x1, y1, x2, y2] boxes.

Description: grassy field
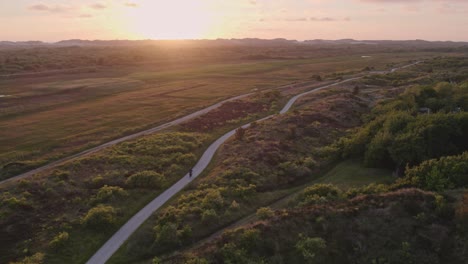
[[2, 54, 463, 263], [315, 159, 394, 188], [0, 51, 440, 180], [0, 92, 282, 264]]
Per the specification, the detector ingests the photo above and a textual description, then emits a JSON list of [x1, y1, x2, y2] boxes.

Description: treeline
[[337, 82, 468, 171]]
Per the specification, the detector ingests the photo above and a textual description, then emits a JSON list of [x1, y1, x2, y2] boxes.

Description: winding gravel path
[[85, 61, 425, 264], [86, 61, 422, 264], [1, 82, 301, 185]]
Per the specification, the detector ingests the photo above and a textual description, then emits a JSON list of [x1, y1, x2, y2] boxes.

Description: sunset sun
[[122, 0, 215, 39]]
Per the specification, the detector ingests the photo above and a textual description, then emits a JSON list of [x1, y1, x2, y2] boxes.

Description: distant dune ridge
[[1, 38, 468, 47]]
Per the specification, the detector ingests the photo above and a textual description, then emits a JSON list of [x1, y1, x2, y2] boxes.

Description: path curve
[[1, 80, 309, 185], [86, 62, 423, 264]]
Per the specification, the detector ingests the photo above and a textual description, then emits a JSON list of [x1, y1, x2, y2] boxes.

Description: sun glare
[[122, 0, 216, 39]]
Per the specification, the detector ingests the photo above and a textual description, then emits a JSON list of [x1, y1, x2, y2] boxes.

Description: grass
[[45, 191, 157, 264], [0, 92, 283, 264], [108, 159, 395, 264], [0, 51, 439, 180], [315, 159, 394, 188], [107, 85, 397, 264], [1, 52, 456, 263]]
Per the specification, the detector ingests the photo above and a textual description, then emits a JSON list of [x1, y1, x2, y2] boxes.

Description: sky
[[1, 0, 468, 42]]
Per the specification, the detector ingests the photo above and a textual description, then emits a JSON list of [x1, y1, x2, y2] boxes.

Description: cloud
[[360, 0, 422, 2], [90, 3, 107, 10], [124, 2, 138, 8], [360, 0, 467, 3], [249, 0, 257, 5], [264, 16, 347, 22], [285, 17, 308, 22], [79, 14, 93, 18], [28, 4, 72, 13], [309, 17, 336, 21]]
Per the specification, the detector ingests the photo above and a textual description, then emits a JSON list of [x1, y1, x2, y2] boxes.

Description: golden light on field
[[122, 0, 217, 39]]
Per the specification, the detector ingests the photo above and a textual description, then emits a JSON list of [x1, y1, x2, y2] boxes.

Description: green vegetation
[[3, 53, 468, 264], [314, 160, 393, 188], [82, 205, 118, 229], [193, 189, 467, 263], [170, 57, 468, 264], [0, 89, 285, 264], [403, 152, 468, 191], [339, 82, 468, 169], [109, 82, 389, 263], [0, 132, 207, 263], [0, 46, 440, 180]]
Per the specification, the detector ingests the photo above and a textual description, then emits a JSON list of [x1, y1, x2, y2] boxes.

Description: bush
[[256, 207, 274, 220], [82, 205, 117, 229], [10, 253, 45, 264], [95, 185, 128, 203], [296, 184, 342, 207], [201, 209, 219, 224], [346, 183, 389, 198], [49, 231, 69, 249], [154, 223, 179, 247], [229, 200, 240, 211], [339, 82, 468, 169], [295, 235, 326, 262], [404, 152, 468, 191], [126, 171, 166, 189], [201, 189, 224, 209], [235, 127, 246, 141]]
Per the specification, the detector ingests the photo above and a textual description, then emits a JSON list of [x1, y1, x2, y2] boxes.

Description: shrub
[[404, 152, 468, 191], [346, 183, 389, 198], [82, 205, 117, 229], [256, 207, 274, 220], [126, 171, 166, 189], [296, 184, 342, 207], [49, 231, 69, 249], [456, 192, 468, 230], [154, 223, 179, 247], [235, 127, 246, 141], [95, 185, 128, 203], [52, 170, 70, 181], [10, 253, 45, 264], [303, 157, 318, 170], [295, 235, 326, 262], [220, 243, 249, 263], [201, 189, 224, 209], [229, 200, 240, 211], [201, 209, 219, 224]]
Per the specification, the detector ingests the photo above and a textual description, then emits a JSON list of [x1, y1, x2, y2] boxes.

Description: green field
[[0, 51, 439, 180], [315, 159, 394, 188]]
